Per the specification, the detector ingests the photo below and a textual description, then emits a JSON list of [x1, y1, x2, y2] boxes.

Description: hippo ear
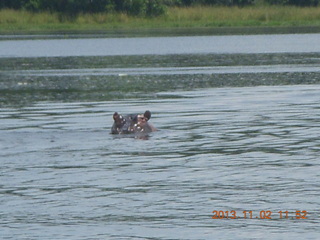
[[113, 112, 119, 120], [144, 110, 151, 121], [132, 114, 138, 122]]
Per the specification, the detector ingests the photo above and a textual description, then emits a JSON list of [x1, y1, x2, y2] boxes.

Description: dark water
[[1, 34, 320, 239]]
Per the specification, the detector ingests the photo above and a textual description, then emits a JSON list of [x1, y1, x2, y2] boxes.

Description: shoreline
[[1, 26, 320, 40]]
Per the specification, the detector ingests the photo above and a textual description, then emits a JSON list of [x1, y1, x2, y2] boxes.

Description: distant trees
[[152, 0, 319, 7], [111, 0, 167, 16], [0, 0, 166, 16], [265, 0, 319, 6], [171, 0, 254, 6], [0, 0, 319, 17]]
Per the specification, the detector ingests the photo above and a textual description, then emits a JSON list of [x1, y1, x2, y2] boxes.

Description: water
[[1, 34, 320, 239], [1, 33, 320, 57]]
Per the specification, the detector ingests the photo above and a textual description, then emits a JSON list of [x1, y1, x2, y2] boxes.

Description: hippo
[[111, 110, 157, 135]]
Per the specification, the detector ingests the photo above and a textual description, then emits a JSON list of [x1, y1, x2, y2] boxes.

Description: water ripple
[[1, 46, 320, 239]]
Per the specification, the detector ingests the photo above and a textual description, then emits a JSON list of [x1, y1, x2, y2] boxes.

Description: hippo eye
[[139, 117, 147, 121]]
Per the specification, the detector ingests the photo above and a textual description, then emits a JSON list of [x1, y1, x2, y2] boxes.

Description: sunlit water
[[1, 34, 320, 239]]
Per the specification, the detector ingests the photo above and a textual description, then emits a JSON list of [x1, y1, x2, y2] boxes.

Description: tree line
[[1, 0, 319, 17]]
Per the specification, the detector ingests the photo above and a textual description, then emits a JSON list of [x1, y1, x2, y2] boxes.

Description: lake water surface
[[1, 34, 320, 239]]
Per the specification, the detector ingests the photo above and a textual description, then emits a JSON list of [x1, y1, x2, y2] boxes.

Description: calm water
[[1, 33, 320, 57], [1, 34, 320, 239]]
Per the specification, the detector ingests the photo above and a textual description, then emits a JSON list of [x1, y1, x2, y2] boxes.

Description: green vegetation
[[1, 3, 320, 33], [165, 5, 320, 27]]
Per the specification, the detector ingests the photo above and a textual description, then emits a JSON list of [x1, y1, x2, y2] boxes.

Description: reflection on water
[[1, 35, 320, 239]]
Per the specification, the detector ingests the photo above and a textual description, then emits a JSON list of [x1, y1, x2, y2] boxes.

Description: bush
[[146, 0, 167, 16], [105, 0, 166, 16], [118, 0, 166, 16], [176, 0, 253, 6], [0, 0, 166, 16], [0, 0, 25, 9], [265, 0, 319, 6], [0, 0, 318, 17]]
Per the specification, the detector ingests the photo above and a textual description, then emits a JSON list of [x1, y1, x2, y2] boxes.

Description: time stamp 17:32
[[211, 210, 308, 220]]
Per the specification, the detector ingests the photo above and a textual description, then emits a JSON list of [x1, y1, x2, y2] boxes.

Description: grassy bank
[[1, 6, 320, 34]]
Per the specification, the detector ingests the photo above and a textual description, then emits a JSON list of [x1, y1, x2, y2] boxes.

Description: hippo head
[[111, 112, 129, 134], [129, 110, 152, 133], [111, 110, 156, 135]]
